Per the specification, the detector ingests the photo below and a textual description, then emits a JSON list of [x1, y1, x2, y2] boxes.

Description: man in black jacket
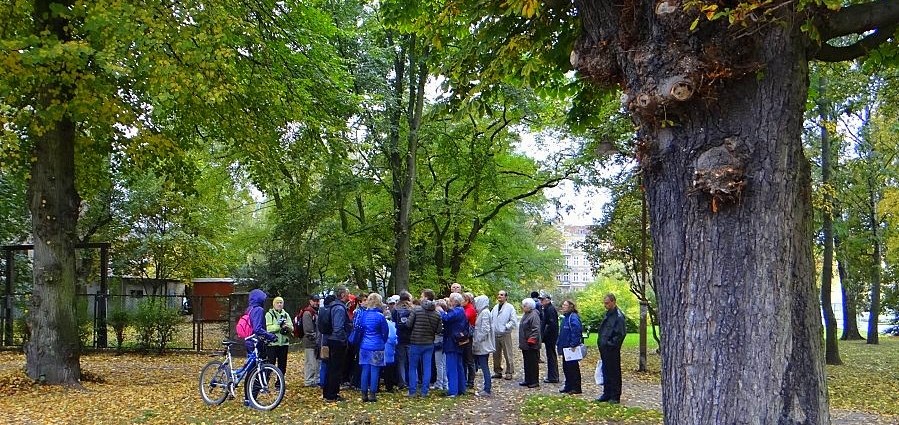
[[539, 293, 559, 383], [596, 293, 626, 404]]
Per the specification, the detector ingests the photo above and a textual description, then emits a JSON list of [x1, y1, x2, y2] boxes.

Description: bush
[[132, 300, 182, 354], [573, 275, 639, 335], [107, 309, 130, 352]]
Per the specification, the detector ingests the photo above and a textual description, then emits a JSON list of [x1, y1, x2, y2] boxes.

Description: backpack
[[294, 307, 315, 339], [318, 304, 333, 335], [236, 310, 253, 339]]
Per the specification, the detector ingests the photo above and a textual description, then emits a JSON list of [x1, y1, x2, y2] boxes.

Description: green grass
[[521, 395, 663, 424], [583, 328, 661, 351], [826, 337, 899, 415]]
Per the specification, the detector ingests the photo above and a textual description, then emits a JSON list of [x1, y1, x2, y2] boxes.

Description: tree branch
[[818, 0, 899, 40], [814, 24, 898, 62]]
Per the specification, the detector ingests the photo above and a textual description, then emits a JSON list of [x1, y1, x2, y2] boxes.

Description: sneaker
[[596, 395, 611, 402], [476, 391, 493, 398], [491, 374, 503, 379], [568, 390, 582, 395], [609, 399, 620, 404], [503, 375, 513, 380], [543, 379, 559, 383]]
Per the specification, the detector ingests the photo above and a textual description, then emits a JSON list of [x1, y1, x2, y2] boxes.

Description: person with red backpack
[[298, 294, 321, 387], [243, 289, 277, 354]]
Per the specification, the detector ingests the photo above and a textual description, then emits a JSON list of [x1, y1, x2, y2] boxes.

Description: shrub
[[132, 300, 182, 354], [107, 309, 130, 352], [573, 275, 639, 335]]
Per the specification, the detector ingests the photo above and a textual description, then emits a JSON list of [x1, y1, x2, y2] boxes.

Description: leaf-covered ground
[[0, 337, 895, 424]]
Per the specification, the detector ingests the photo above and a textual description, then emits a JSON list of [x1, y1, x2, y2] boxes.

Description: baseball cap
[[538, 291, 551, 300], [310, 294, 321, 301]]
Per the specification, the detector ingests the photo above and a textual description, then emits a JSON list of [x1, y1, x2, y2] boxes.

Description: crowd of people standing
[[241, 284, 627, 405]]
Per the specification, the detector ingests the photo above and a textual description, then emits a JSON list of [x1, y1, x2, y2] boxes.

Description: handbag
[[454, 325, 471, 346], [320, 345, 330, 360], [594, 359, 604, 385]]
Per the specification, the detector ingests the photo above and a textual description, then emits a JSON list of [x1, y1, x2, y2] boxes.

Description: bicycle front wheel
[[198, 360, 230, 405], [246, 363, 285, 410]]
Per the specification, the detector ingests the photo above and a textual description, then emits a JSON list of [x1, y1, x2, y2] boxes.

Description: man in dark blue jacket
[[596, 293, 626, 404], [322, 287, 352, 402]]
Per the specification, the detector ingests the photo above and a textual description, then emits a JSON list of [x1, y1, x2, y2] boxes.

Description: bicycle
[[198, 336, 285, 410]]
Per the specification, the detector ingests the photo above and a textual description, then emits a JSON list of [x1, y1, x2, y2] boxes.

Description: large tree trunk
[[24, 0, 82, 386], [574, 4, 828, 422], [817, 77, 841, 364]]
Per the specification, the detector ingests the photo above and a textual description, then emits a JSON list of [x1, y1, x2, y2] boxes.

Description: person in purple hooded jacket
[[245, 289, 278, 355], [241, 289, 277, 404]]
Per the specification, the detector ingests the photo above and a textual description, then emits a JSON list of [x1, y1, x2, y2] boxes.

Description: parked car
[[883, 325, 899, 336]]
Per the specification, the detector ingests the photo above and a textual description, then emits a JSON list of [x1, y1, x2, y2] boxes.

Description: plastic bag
[[594, 359, 604, 385]]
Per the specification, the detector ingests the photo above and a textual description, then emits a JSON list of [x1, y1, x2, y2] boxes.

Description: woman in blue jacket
[[557, 299, 584, 394], [356, 293, 389, 402], [439, 292, 468, 397]]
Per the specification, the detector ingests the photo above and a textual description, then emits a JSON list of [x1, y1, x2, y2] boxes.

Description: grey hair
[[449, 292, 464, 306], [522, 298, 536, 310]]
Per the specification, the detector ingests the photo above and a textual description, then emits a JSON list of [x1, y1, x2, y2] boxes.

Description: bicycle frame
[[220, 338, 267, 400]]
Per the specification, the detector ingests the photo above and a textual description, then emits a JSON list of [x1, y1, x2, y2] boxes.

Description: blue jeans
[[445, 351, 465, 396], [319, 360, 327, 387], [408, 344, 434, 396], [475, 354, 491, 394], [361, 364, 381, 395], [434, 348, 447, 389], [395, 343, 409, 387]]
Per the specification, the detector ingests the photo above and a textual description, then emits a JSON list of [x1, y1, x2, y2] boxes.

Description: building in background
[[556, 225, 596, 292]]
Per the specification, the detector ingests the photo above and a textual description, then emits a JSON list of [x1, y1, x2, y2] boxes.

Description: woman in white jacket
[[472, 295, 496, 397]]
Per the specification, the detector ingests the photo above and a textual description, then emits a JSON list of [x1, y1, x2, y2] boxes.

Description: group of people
[[240, 284, 627, 405]]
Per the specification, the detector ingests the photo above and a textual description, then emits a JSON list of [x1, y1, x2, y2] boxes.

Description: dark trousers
[[323, 343, 347, 400], [463, 342, 476, 387], [266, 344, 289, 375], [561, 358, 581, 392], [544, 340, 559, 381], [382, 363, 398, 391], [344, 344, 359, 386], [600, 346, 622, 400], [522, 349, 540, 385]]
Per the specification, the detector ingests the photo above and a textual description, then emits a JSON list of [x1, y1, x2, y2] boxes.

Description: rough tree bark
[[571, 0, 899, 422], [24, 0, 83, 386]]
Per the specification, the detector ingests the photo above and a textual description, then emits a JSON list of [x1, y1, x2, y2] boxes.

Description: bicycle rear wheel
[[198, 360, 230, 405], [246, 363, 285, 410]]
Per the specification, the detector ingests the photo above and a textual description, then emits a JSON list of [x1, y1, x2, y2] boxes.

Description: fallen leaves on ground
[[0, 337, 895, 424]]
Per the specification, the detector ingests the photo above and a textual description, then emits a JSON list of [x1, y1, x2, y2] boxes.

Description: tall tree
[[812, 71, 841, 364], [0, 0, 349, 384], [426, 0, 899, 422]]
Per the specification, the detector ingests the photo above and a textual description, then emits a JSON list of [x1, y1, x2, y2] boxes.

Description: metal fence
[[0, 292, 236, 352]]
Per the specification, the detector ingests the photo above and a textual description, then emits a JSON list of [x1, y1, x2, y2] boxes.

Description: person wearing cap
[[387, 295, 399, 316], [299, 294, 321, 386], [265, 296, 294, 375], [539, 292, 560, 383]]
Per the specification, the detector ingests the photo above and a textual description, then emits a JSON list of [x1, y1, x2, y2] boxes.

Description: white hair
[[522, 298, 536, 310], [449, 292, 464, 306]]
